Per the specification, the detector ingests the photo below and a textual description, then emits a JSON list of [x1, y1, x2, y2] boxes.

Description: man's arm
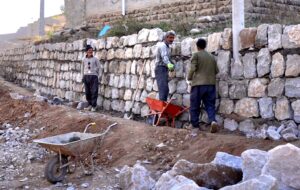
[[81, 58, 84, 82], [160, 45, 171, 65], [187, 53, 197, 80], [214, 56, 219, 74], [96, 58, 101, 77]]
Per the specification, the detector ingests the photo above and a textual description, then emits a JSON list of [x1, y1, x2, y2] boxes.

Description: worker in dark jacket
[[154, 31, 176, 101], [187, 38, 219, 133], [81, 45, 100, 112]]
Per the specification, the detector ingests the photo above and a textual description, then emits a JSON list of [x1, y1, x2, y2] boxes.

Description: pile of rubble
[[118, 143, 300, 190], [224, 119, 300, 142], [0, 122, 49, 182]]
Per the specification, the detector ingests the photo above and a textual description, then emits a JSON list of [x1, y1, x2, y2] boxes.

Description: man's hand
[[186, 80, 192, 93], [186, 79, 191, 86], [167, 63, 174, 71]]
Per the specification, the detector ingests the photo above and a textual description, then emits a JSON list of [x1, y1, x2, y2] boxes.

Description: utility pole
[[122, 0, 126, 16], [232, 0, 245, 62], [39, 0, 45, 36]]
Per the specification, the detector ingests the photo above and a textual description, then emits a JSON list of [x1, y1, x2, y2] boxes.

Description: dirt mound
[[0, 79, 288, 174], [2, 79, 299, 189]]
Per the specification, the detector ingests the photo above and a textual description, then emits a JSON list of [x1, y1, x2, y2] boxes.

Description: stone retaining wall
[[84, 0, 300, 32], [86, 0, 232, 32], [245, 0, 300, 25], [1, 24, 300, 126]]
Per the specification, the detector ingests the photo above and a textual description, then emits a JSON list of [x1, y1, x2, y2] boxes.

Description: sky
[[0, 0, 64, 34]]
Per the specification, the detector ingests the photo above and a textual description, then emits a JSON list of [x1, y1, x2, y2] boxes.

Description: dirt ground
[[0, 78, 296, 189]]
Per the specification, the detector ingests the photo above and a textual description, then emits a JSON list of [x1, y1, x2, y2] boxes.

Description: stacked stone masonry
[[83, 0, 300, 32], [1, 24, 300, 125], [86, 0, 232, 31]]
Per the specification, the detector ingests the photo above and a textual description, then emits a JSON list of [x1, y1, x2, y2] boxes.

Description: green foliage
[[105, 16, 195, 37], [106, 19, 153, 37], [46, 30, 54, 39]]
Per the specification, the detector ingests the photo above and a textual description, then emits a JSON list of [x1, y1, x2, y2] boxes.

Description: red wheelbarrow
[[145, 97, 189, 127]]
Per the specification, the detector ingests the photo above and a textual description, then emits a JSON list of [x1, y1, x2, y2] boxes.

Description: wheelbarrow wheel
[[45, 155, 68, 183]]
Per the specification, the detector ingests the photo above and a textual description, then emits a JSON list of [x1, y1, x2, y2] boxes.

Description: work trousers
[[83, 75, 99, 108], [155, 66, 169, 101], [190, 85, 216, 128]]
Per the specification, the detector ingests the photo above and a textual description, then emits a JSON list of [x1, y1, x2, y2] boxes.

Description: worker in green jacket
[[186, 38, 219, 133]]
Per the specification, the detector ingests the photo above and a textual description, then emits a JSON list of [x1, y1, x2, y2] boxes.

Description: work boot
[[91, 107, 97, 112], [84, 105, 92, 111], [210, 121, 218, 133]]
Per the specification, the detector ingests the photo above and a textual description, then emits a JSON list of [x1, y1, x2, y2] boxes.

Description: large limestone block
[[291, 100, 300, 123], [124, 89, 132, 100], [219, 99, 234, 115], [141, 46, 151, 59], [181, 37, 194, 56], [231, 59, 244, 79], [262, 144, 300, 189], [224, 118, 239, 131], [255, 24, 268, 48], [275, 97, 291, 120], [107, 49, 115, 60], [118, 163, 155, 190], [175, 60, 185, 78], [103, 99, 111, 111], [220, 175, 277, 190], [109, 61, 119, 74], [168, 79, 177, 94], [229, 82, 247, 100], [127, 34, 138, 46], [118, 74, 125, 88], [221, 28, 232, 50], [176, 80, 188, 94], [238, 119, 256, 134], [285, 54, 300, 77], [155, 174, 206, 190], [145, 78, 153, 91], [125, 48, 133, 59], [96, 38, 106, 50], [148, 28, 164, 42], [239, 28, 257, 50], [118, 61, 127, 74], [106, 37, 119, 49], [125, 61, 132, 74], [241, 149, 268, 181], [115, 49, 125, 59], [271, 52, 285, 78], [258, 97, 274, 119], [133, 44, 142, 58], [268, 78, 284, 97], [234, 98, 259, 118], [256, 48, 271, 77], [248, 78, 268, 98], [282, 24, 300, 49], [137, 28, 150, 43], [285, 78, 300, 98], [211, 152, 242, 170], [268, 24, 282, 51], [207, 32, 222, 52], [131, 60, 137, 75], [217, 51, 231, 80], [218, 81, 229, 98], [141, 105, 149, 117], [243, 53, 257, 79]]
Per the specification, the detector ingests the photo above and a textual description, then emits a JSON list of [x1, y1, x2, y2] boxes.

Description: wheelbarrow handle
[[83, 122, 96, 133]]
